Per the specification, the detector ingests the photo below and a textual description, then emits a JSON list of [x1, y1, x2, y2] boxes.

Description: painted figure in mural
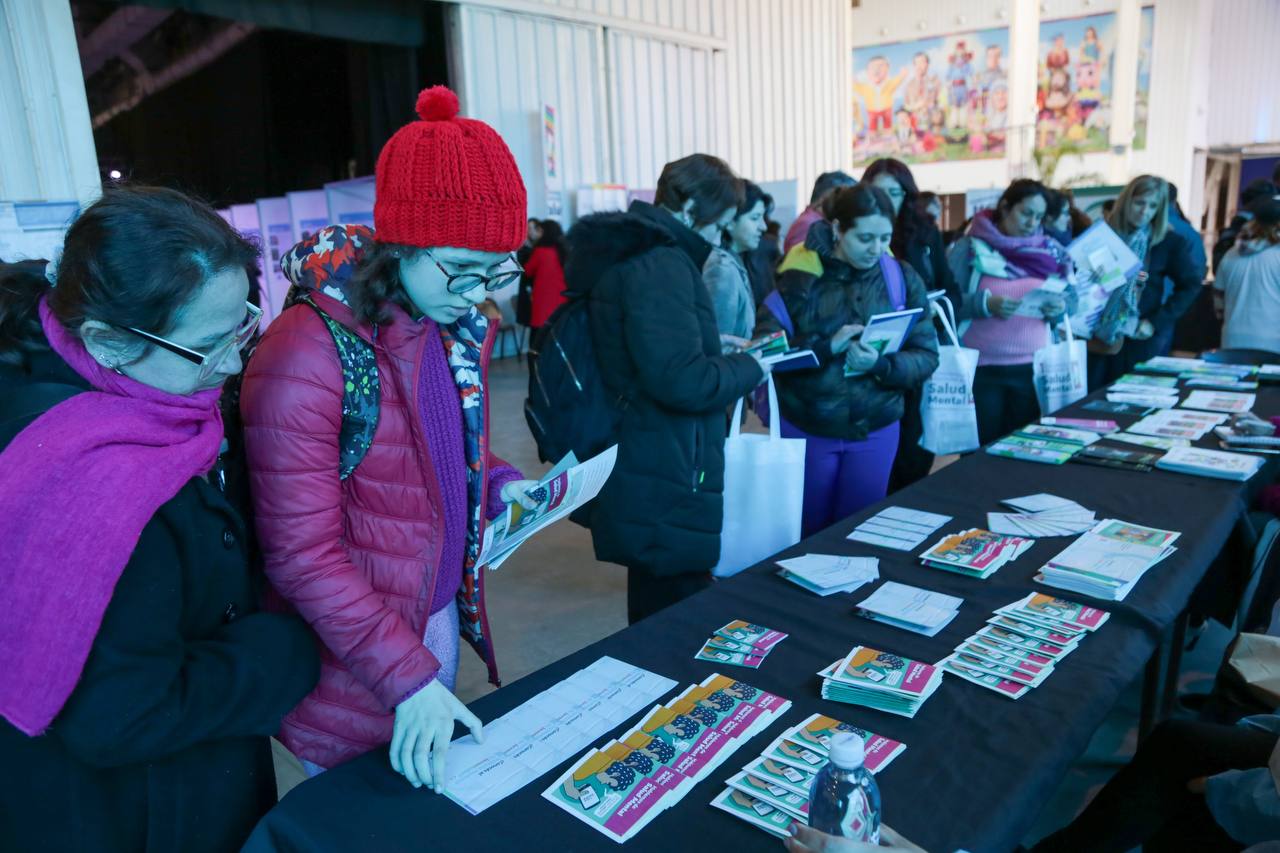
[[977, 44, 1007, 112], [854, 55, 909, 137], [894, 108, 917, 153], [1080, 25, 1102, 65], [945, 40, 974, 131], [903, 51, 941, 124], [985, 81, 1008, 148], [1046, 33, 1070, 73]]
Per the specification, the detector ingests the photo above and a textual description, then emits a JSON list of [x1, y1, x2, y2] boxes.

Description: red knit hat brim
[[374, 197, 528, 254]]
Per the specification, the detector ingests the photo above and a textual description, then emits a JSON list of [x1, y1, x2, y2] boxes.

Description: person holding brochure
[[945, 179, 1075, 444], [757, 184, 938, 536], [241, 87, 544, 785], [705, 181, 773, 348], [1089, 175, 1205, 386], [570, 153, 769, 623]]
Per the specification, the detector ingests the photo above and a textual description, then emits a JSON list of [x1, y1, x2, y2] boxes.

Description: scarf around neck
[[0, 299, 224, 735], [968, 209, 1069, 280]]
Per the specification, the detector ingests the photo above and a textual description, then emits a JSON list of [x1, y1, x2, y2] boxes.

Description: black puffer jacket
[[756, 222, 939, 441], [571, 201, 763, 576]]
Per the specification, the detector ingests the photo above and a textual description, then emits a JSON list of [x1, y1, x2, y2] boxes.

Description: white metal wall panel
[[1205, 0, 1280, 147], [455, 6, 610, 217]]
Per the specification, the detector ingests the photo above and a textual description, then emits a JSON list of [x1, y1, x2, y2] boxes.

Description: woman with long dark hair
[[0, 186, 318, 852], [705, 181, 772, 347], [526, 218, 568, 331], [861, 158, 956, 490]]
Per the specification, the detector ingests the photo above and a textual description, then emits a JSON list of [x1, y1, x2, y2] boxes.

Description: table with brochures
[[246, 380, 1280, 853]]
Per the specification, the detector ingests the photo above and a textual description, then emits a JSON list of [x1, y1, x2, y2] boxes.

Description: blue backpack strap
[[879, 255, 907, 311], [763, 289, 795, 338]]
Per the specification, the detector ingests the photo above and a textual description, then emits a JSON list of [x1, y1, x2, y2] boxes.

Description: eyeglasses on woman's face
[[423, 249, 523, 294], [118, 301, 262, 383]]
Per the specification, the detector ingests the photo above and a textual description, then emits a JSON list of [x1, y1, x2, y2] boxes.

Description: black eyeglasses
[[118, 301, 262, 383], [424, 250, 523, 294]]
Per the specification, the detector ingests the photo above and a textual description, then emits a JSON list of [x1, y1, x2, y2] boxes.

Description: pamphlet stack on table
[[542, 673, 791, 843], [1181, 390, 1257, 415], [817, 646, 943, 717], [1111, 373, 1180, 398], [1084, 399, 1156, 417], [918, 528, 1034, 579], [776, 554, 880, 596], [988, 493, 1096, 538], [694, 620, 789, 669], [1071, 444, 1163, 472], [1215, 426, 1280, 454], [1127, 408, 1227, 440], [854, 581, 963, 637], [1107, 386, 1179, 410], [941, 593, 1109, 699], [1106, 431, 1190, 452], [846, 506, 953, 551], [1185, 375, 1259, 392], [1034, 520, 1180, 601], [443, 656, 677, 815], [1155, 446, 1266, 482], [1135, 356, 1220, 375], [985, 432, 1083, 465], [1041, 417, 1120, 434], [711, 713, 906, 838]]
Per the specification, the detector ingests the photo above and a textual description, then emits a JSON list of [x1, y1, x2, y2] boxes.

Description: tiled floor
[[274, 355, 1234, 850]]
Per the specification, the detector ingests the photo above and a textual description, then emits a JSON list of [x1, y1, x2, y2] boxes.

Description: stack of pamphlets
[[1215, 426, 1280, 454], [854, 581, 963, 636], [1035, 520, 1180, 601], [918, 528, 1034, 579], [443, 657, 677, 815], [1013, 423, 1102, 445], [1084, 399, 1155, 416], [543, 673, 791, 843], [1127, 408, 1227, 440], [1135, 355, 1213, 374], [1107, 376, 1180, 409], [1186, 376, 1259, 392], [1155, 446, 1265, 481], [985, 433, 1080, 464], [846, 506, 952, 551], [694, 620, 788, 669], [776, 554, 879, 596], [1071, 444, 1162, 472], [817, 646, 943, 717], [1106, 432, 1189, 451], [988, 494, 1096, 538], [1041, 417, 1120, 433], [1181, 390, 1257, 415], [1260, 365, 1280, 382], [941, 593, 1109, 699], [711, 713, 905, 837]]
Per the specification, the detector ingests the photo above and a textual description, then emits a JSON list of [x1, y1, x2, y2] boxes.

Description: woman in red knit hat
[[241, 87, 542, 790]]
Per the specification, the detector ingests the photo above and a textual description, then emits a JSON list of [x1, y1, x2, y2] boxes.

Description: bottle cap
[[828, 733, 865, 770]]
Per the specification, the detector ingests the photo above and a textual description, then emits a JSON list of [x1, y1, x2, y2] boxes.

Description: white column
[[1004, 0, 1041, 182], [0, 0, 101, 206], [1106, 0, 1141, 184]]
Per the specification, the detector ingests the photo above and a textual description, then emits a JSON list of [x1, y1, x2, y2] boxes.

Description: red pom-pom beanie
[[373, 85, 528, 252]]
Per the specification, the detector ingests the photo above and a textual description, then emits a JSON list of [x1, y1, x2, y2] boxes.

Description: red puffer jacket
[[240, 227, 516, 769]]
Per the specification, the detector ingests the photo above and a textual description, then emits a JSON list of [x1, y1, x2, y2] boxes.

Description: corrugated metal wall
[[1205, 0, 1280, 147], [452, 0, 850, 217]]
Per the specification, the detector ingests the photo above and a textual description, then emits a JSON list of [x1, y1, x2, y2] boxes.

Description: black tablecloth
[[245, 384, 1280, 853]]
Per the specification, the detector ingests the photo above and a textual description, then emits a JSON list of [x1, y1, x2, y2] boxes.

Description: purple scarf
[[0, 300, 224, 735], [968, 209, 1069, 280]]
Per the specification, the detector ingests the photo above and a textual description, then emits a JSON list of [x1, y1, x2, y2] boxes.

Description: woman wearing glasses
[[0, 186, 318, 852], [240, 87, 541, 788]]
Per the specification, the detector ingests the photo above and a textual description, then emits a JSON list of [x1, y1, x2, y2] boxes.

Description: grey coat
[[703, 246, 756, 343]]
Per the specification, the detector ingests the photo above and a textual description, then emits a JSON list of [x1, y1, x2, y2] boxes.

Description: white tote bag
[[1033, 321, 1088, 415], [713, 376, 805, 578], [919, 298, 981, 455]]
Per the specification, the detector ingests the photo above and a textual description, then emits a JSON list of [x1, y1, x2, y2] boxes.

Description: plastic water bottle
[[807, 732, 881, 842]]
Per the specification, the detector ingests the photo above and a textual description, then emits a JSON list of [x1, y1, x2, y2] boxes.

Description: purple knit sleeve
[[486, 463, 524, 520]]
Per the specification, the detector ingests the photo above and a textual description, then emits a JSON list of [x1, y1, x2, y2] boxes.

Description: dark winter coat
[[1137, 226, 1205, 333], [756, 223, 939, 441], [0, 346, 318, 853], [900, 222, 962, 310], [571, 201, 763, 576]]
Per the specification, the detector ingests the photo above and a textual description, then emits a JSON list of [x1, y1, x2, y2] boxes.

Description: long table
[[245, 383, 1279, 853]]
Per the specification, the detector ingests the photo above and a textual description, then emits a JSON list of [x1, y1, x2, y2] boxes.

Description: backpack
[[291, 294, 381, 479], [524, 296, 625, 464]]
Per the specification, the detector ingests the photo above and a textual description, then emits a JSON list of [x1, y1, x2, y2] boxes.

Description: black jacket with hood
[[569, 201, 763, 577]]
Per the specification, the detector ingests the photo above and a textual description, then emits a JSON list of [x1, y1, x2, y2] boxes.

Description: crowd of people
[[1, 81, 1278, 852]]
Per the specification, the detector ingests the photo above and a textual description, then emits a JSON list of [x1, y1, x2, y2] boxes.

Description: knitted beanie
[[374, 86, 528, 252]]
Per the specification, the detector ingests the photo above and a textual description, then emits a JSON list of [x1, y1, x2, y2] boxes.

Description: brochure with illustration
[[817, 647, 943, 717], [1014, 423, 1102, 446], [985, 441, 1075, 465], [1041, 417, 1120, 433], [771, 713, 906, 774], [1180, 390, 1257, 415], [724, 771, 810, 820], [919, 528, 1034, 579], [743, 330, 789, 357], [842, 307, 924, 374], [710, 787, 798, 837]]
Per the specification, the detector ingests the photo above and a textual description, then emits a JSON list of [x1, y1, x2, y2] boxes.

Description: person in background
[[1216, 196, 1280, 354], [1091, 175, 1204, 383], [518, 217, 541, 265], [861, 158, 956, 491], [744, 218, 784, 306], [1043, 189, 1074, 245], [785, 170, 857, 251], [0, 186, 318, 853], [525, 218, 569, 333], [1214, 179, 1278, 274], [918, 191, 943, 229], [241, 87, 542, 788], [515, 217, 542, 329], [706, 181, 773, 347], [757, 184, 939, 536], [570, 154, 769, 623], [946, 179, 1073, 444]]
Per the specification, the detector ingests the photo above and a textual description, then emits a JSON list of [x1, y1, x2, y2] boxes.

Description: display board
[[324, 176, 375, 228], [287, 190, 331, 244], [256, 196, 294, 318], [0, 200, 78, 264], [229, 203, 270, 325]]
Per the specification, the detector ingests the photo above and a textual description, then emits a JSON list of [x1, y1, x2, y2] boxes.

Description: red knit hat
[[373, 86, 528, 252]]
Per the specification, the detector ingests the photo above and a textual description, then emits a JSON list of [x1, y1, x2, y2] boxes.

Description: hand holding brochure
[[843, 307, 923, 376], [479, 446, 617, 569]]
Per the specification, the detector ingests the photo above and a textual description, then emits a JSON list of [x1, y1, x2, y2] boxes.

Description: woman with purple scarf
[[946, 179, 1075, 444]]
